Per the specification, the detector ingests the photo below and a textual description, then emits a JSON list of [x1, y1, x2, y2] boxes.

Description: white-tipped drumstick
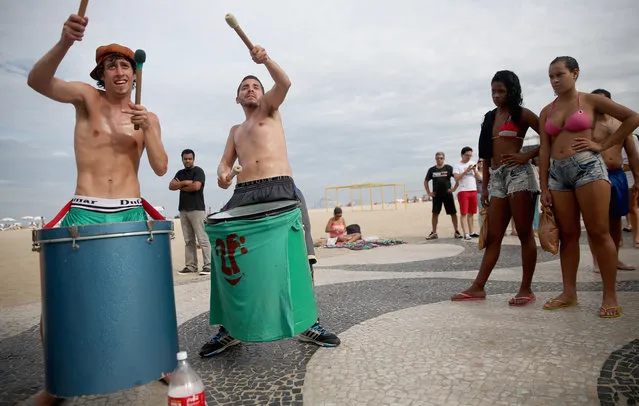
[[224, 13, 254, 51], [226, 165, 242, 182]]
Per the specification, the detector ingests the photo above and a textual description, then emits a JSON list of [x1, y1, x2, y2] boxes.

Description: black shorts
[[432, 192, 456, 215], [223, 176, 297, 210]]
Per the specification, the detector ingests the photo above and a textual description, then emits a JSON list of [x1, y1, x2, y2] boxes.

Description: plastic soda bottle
[[167, 351, 207, 406]]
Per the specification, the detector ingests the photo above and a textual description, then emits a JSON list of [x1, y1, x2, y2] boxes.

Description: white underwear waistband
[[70, 195, 142, 213]]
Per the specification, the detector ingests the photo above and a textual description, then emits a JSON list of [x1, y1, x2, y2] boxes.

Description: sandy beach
[[0, 201, 469, 307]]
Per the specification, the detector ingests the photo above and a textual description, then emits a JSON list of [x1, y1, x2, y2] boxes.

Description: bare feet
[[33, 390, 64, 406], [617, 260, 636, 271]]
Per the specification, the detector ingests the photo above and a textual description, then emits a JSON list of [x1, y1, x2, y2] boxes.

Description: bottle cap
[[177, 351, 187, 361]]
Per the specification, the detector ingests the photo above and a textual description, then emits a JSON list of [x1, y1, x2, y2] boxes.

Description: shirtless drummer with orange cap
[[27, 11, 168, 405], [28, 13, 168, 227]]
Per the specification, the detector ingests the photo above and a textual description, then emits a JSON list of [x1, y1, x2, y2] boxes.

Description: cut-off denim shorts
[[488, 163, 540, 199], [548, 151, 609, 191]]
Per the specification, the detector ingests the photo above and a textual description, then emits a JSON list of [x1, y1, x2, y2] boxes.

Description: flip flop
[[543, 298, 579, 310], [508, 296, 536, 307], [451, 292, 486, 301], [599, 305, 622, 319], [623, 226, 632, 232]]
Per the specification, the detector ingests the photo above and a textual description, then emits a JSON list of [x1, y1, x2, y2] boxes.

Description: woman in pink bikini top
[[538, 55, 639, 319]]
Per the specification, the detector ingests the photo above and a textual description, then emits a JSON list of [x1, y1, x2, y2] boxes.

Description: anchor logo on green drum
[[215, 234, 248, 285]]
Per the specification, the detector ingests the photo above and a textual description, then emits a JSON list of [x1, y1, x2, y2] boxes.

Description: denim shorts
[[488, 163, 540, 199], [548, 151, 609, 191]]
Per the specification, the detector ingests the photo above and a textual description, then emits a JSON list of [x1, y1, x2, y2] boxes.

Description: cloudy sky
[[1, 0, 638, 220]]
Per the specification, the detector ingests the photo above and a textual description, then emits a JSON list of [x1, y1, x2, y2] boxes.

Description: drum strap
[[44, 198, 166, 229]]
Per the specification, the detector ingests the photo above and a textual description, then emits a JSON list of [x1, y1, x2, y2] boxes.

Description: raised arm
[[217, 126, 239, 189], [250, 46, 291, 111], [27, 14, 94, 105]]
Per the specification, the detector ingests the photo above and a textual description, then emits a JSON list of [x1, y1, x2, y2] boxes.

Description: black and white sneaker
[[464, 234, 472, 240], [199, 268, 211, 276], [199, 329, 241, 357], [454, 231, 463, 239], [177, 268, 196, 275], [470, 233, 480, 238], [425, 232, 438, 240], [298, 322, 341, 347]]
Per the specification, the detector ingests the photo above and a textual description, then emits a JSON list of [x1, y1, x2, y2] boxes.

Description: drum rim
[[35, 229, 173, 245], [207, 200, 300, 220]]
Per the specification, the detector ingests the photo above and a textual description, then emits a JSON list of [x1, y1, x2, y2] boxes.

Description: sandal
[[543, 298, 579, 310], [599, 305, 622, 319]]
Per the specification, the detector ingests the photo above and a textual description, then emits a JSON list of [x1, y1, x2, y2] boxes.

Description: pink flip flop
[[451, 292, 486, 301]]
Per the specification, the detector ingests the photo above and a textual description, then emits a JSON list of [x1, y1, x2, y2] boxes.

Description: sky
[[1, 0, 638, 221]]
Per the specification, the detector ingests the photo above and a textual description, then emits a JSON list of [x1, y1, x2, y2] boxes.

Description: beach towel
[[324, 238, 406, 250]]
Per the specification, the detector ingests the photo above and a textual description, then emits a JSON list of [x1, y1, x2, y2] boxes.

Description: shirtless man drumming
[[198, 45, 340, 357], [28, 13, 168, 226], [27, 13, 167, 405], [589, 89, 639, 272]]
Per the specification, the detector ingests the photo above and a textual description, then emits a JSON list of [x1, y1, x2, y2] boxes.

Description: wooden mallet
[[226, 165, 242, 182], [78, 0, 89, 17], [133, 49, 146, 130], [224, 14, 254, 51]]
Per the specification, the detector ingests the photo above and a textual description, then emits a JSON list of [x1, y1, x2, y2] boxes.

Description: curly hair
[[491, 70, 523, 126], [94, 53, 137, 89]]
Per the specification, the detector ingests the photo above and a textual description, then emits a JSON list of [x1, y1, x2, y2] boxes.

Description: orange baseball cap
[[89, 43, 135, 80]]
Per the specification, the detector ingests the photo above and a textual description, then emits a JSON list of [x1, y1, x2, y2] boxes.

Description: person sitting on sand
[[326, 207, 361, 243]]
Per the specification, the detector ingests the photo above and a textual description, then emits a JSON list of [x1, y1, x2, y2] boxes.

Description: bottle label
[[168, 391, 206, 406]]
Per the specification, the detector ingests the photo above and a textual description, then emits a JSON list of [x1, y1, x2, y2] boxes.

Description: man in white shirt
[[453, 146, 481, 240]]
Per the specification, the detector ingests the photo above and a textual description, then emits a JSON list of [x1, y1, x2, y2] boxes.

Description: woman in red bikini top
[[538, 56, 639, 318], [451, 70, 542, 306]]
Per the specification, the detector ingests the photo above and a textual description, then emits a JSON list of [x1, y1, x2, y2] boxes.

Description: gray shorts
[[488, 163, 540, 199], [548, 151, 609, 191]]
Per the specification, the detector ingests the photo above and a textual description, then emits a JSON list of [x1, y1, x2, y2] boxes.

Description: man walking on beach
[[424, 152, 462, 240], [453, 147, 480, 240], [199, 43, 340, 358], [170, 149, 211, 276], [27, 12, 168, 405]]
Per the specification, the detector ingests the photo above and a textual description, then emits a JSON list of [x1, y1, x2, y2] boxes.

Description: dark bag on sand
[[346, 224, 361, 234]]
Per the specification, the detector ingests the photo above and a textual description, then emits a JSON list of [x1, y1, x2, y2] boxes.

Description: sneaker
[[425, 231, 438, 240], [199, 329, 241, 357], [470, 233, 480, 238], [298, 322, 341, 347], [177, 268, 196, 275], [199, 268, 211, 276], [464, 234, 472, 240], [454, 231, 463, 239]]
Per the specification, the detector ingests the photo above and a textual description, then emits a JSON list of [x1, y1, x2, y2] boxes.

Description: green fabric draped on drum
[[205, 207, 318, 342]]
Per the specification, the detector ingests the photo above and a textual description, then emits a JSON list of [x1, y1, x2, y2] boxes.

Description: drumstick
[[133, 49, 146, 130], [226, 165, 242, 182], [78, 0, 89, 17], [224, 14, 254, 51]]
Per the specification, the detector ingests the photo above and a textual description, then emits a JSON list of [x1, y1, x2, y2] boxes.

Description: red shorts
[[457, 191, 478, 215]]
